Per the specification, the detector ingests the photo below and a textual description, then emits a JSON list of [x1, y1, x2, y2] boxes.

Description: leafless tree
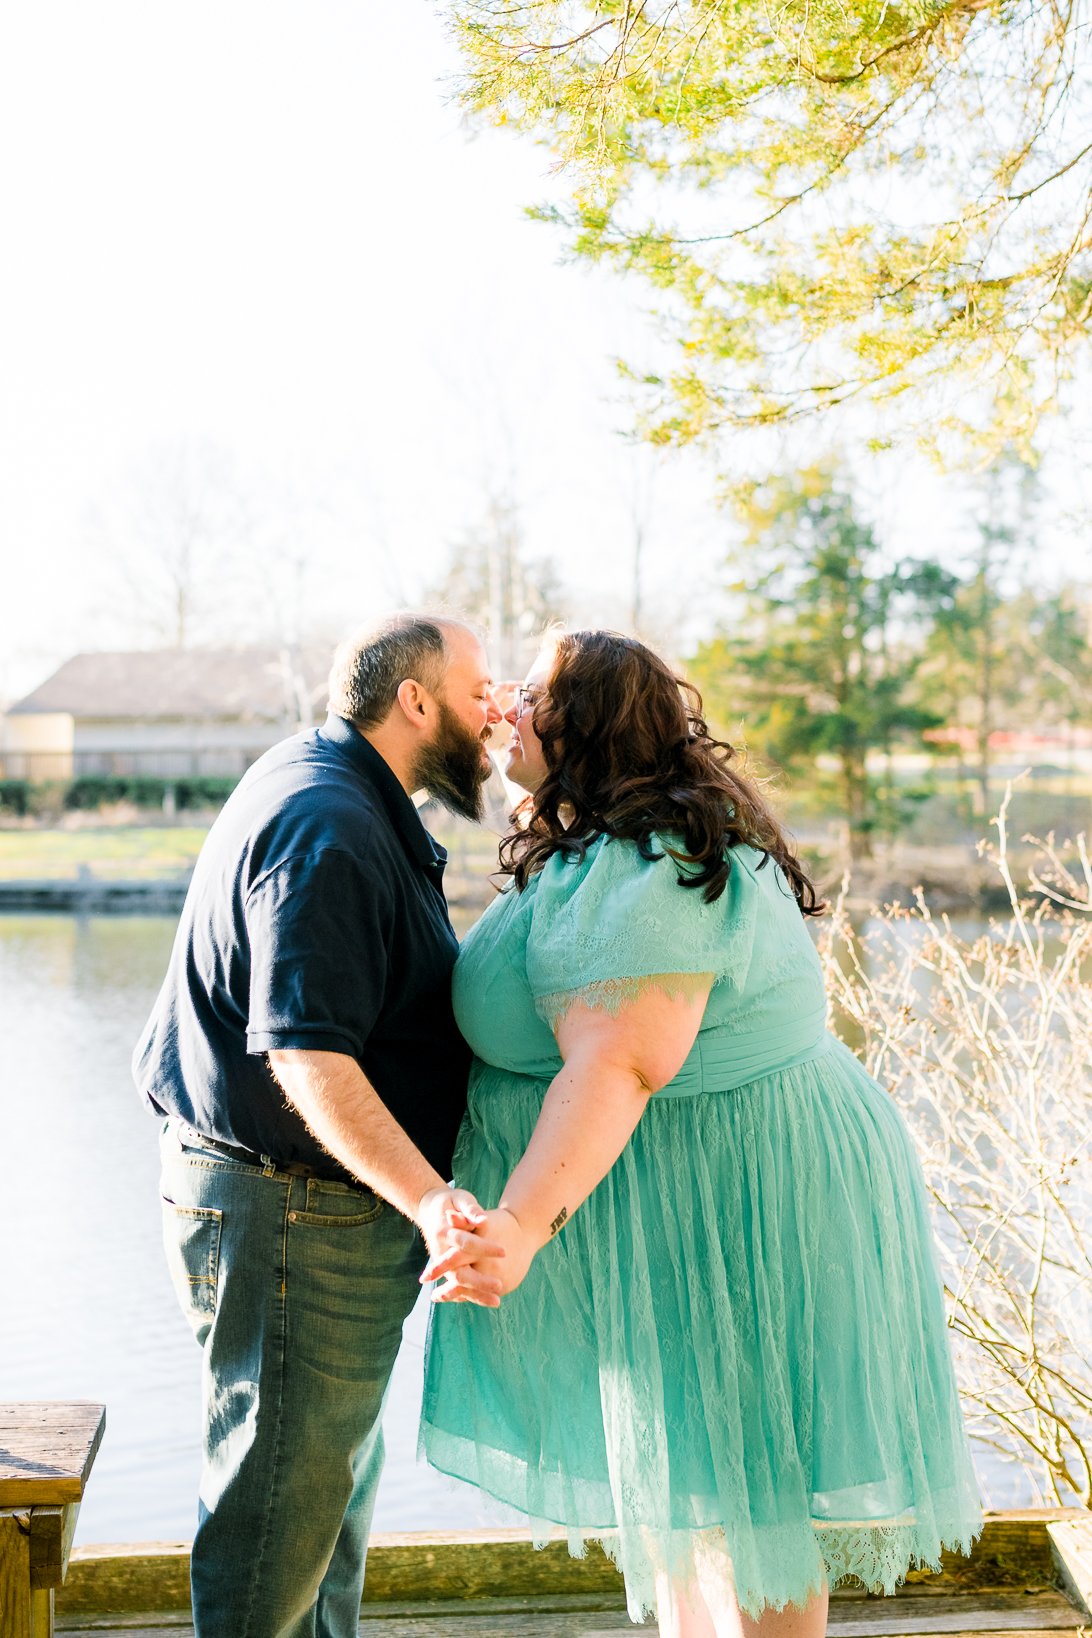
[[88, 440, 252, 648], [819, 794, 1092, 1502], [428, 495, 569, 678]]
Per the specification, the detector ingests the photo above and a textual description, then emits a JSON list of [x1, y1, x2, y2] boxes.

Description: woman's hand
[[416, 1186, 507, 1308], [427, 1206, 538, 1302]]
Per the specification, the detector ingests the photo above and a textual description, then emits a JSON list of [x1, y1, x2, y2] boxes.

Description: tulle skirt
[[420, 1035, 982, 1622]]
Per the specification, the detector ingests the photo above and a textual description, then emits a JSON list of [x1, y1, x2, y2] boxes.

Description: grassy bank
[[0, 826, 210, 880], [0, 821, 501, 909]]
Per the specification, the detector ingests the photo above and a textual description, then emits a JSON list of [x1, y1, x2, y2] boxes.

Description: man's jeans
[[159, 1122, 424, 1638]]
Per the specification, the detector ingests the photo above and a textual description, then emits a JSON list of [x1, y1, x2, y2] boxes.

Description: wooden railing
[[51, 1509, 1092, 1629], [0, 1403, 105, 1638]]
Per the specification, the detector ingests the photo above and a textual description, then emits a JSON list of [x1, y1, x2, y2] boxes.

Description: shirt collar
[[317, 713, 447, 877]]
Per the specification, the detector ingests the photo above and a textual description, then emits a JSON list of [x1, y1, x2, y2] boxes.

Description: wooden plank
[[60, 1506, 81, 1587], [357, 1592, 1087, 1636], [362, 1596, 639, 1617], [48, 1629, 1092, 1638], [363, 1532, 625, 1603], [0, 1509, 32, 1638], [55, 1620, 192, 1635], [57, 1535, 626, 1615], [360, 1618, 641, 1636], [50, 1626, 1092, 1638], [889, 1632, 1084, 1638], [28, 1508, 64, 1591], [826, 1592, 1082, 1634], [57, 1547, 191, 1617], [56, 1622, 193, 1636], [47, 1603, 1092, 1638], [55, 1510, 1092, 1620], [30, 1585, 54, 1638], [359, 1513, 1090, 1602], [1046, 1519, 1092, 1620], [351, 1591, 1082, 1630], [57, 1620, 632, 1637], [28, 1505, 82, 1591], [124, 1625, 631, 1638], [63, 1621, 642, 1637], [53, 1597, 1091, 1638], [903, 1513, 1088, 1593], [0, 1405, 106, 1508]]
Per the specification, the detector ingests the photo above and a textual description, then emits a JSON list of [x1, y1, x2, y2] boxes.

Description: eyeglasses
[[515, 686, 543, 716]]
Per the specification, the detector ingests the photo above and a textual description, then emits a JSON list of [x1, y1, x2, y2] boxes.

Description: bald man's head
[[327, 612, 477, 730]]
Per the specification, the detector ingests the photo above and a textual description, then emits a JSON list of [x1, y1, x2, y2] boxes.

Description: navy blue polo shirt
[[133, 714, 471, 1182]]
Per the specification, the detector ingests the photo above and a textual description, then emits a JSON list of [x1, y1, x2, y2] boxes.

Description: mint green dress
[[421, 837, 981, 1622]]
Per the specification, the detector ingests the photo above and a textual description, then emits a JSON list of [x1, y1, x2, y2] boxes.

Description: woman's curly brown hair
[[499, 630, 825, 915]]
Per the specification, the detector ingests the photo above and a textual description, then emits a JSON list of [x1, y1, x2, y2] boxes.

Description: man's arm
[[268, 1047, 504, 1305]]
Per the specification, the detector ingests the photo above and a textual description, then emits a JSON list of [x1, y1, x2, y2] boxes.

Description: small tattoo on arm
[[549, 1207, 568, 1238]]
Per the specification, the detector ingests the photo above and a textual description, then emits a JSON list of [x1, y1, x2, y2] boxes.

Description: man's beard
[[414, 699, 491, 823]]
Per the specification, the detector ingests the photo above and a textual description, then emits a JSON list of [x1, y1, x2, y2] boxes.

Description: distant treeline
[[0, 775, 238, 819], [687, 466, 1090, 859]]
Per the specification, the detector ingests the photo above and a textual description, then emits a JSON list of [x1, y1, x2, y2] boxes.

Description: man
[[133, 613, 504, 1638]]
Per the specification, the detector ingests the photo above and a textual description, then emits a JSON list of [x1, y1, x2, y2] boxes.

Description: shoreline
[[0, 872, 498, 915], [0, 878, 193, 912], [0, 867, 1018, 916]]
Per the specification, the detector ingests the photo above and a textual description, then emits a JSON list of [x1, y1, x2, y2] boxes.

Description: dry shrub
[[818, 792, 1092, 1503]]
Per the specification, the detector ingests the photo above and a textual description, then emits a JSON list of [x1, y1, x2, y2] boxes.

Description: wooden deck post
[[0, 1509, 32, 1637], [1047, 1517, 1092, 1621], [0, 1403, 106, 1638]]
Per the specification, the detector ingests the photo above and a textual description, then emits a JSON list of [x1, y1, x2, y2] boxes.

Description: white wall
[[70, 717, 290, 776], [0, 712, 74, 778]]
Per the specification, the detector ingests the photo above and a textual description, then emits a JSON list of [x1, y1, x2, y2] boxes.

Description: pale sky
[[1, 1, 1087, 703]]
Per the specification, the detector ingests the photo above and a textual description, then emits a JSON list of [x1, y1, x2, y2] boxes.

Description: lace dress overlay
[[421, 835, 982, 1621]]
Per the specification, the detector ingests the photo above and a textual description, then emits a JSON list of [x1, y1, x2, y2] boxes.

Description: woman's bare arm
[[426, 974, 713, 1300]]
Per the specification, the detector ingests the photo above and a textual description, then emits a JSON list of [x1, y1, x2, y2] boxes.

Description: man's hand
[[427, 1205, 538, 1303], [416, 1186, 507, 1308]]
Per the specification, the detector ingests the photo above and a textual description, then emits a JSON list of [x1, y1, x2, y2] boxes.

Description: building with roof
[[0, 647, 331, 780]]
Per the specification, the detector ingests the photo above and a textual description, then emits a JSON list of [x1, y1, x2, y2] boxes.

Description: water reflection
[[0, 909, 1030, 1543]]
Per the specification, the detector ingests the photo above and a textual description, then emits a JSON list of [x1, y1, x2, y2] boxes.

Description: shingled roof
[[8, 648, 332, 723]]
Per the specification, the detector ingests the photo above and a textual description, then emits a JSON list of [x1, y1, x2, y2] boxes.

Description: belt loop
[[260, 1152, 277, 1178]]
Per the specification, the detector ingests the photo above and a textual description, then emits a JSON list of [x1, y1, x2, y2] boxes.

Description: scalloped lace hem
[[528, 1517, 980, 1624]]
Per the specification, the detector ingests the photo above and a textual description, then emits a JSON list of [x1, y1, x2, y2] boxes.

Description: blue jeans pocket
[[162, 1199, 223, 1333], [289, 1178, 384, 1228]]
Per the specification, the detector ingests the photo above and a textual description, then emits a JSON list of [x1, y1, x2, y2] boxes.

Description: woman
[[420, 631, 981, 1638]]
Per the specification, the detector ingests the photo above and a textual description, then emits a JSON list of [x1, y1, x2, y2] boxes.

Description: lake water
[[0, 912, 1032, 1546]]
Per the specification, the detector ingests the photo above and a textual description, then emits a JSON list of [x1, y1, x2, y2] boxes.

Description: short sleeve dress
[[421, 836, 981, 1623]]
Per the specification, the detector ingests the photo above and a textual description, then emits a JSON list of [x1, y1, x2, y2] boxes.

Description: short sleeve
[[525, 835, 757, 1027], [244, 848, 393, 1058]]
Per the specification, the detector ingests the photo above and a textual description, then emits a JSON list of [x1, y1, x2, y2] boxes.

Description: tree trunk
[[842, 752, 873, 863], [974, 555, 994, 818], [976, 635, 992, 819]]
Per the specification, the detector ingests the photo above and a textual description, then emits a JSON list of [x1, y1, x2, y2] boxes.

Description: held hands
[[416, 1186, 507, 1308], [426, 1205, 539, 1304]]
